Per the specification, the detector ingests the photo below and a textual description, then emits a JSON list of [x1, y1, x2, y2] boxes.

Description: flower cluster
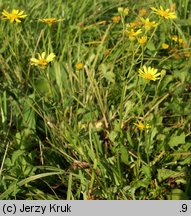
[[1, 9, 63, 26], [116, 5, 189, 81], [122, 5, 178, 49], [1, 9, 64, 68], [123, 7, 159, 44], [161, 35, 190, 59]]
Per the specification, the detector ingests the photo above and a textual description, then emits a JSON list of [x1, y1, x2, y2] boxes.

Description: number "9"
[[182, 204, 187, 212]]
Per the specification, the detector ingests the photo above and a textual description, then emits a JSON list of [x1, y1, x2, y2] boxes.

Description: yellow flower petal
[[134, 121, 151, 130], [41, 52, 46, 59], [30, 58, 39, 64], [46, 53, 56, 62]]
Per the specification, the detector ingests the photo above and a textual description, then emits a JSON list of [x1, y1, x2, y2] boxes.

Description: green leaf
[[0, 171, 65, 200], [157, 168, 184, 182], [22, 94, 36, 130], [120, 146, 129, 165], [160, 75, 173, 92], [54, 62, 63, 93], [34, 77, 49, 95], [178, 18, 191, 26], [146, 40, 156, 51], [167, 189, 189, 200], [11, 150, 25, 164], [169, 132, 185, 148], [142, 165, 151, 179], [173, 70, 190, 83], [99, 63, 115, 83]]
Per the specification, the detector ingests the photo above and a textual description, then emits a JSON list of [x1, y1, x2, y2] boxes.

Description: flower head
[[138, 65, 161, 81], [178, 38, 184, 44], [171, 35, 178, 42], [140, 17, 158, 29], [134, 121, 151, 130], [151, 6, 177, 19], [129, 19, 142, 29], [138, 8, 147, 17], [39, 18, 63, 26], [125, 28, 142, 41], [118, 7, 129, 16], [111, 16, 121, 23], [162, 43, 169, 49], [2, 9, 27, 23], [76, 63, 83, 70], [137, 36, 147, 45], [30, 52, 56, 69], [171, 35, 185, 44]]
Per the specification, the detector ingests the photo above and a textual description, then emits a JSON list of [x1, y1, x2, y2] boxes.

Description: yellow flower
[[76, 63, 83, 70], [118, 7, 129, 16], [138, 36, 147, 45], [2, 9, 27, 23], [30, 52, 56, 68], [125, 28, 142, 41], [129, 19, 142, 29], [178, 38, 184, 44], [171, 35, 185, 44], [171, 35, 178, 42], [138, 8, 147, 17], [39, 18, 63, 26], [140, 17, 158, 29], [162, 43, 169, 49], [123, 8, 129, 16], [151, 6, 177, 19], [111, 16, 121, 23], [138, 65, 161, 81], [118, 7, 124, 14], [134, 121, 151, 130]]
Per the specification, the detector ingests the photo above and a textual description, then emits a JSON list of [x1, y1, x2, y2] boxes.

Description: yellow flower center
[[145, 21, 155, 28], [158, 10, 169, 17], [10, 13, 19, 20], [39, 59, 48, 66], [45, 19, 56, 24], [129, 32, 135, 37], [76, 63, 83, 70], [138, 36, 147, 45], [144, 73, 154, 80], [138, 124, 145, 130]]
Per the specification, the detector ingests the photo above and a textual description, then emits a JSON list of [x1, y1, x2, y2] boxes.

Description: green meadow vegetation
[[0, 0, 191, 200]]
